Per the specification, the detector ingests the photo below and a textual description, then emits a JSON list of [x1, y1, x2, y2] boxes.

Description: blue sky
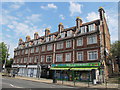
[[1, 2, 118, 58]]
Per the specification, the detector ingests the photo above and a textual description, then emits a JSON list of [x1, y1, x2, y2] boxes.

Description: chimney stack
[[76, 17, 82, 30], [98, 7, 105, 21], [34, 32, 39, 39], [45, 28, 50, 36], [58, 23, 64, 32], [26, 35, 31, 42], [19, 38, 23, 45]]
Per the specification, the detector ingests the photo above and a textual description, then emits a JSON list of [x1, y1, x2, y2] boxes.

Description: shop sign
[[52, 62, 101, 67]]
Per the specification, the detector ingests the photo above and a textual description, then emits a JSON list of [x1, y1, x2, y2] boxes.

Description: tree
[[110, 41, 120, 58], [6, 58, 13, 68], [0, 42, 9, 67]]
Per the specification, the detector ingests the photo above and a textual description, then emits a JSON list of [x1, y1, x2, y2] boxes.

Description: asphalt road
[[2, 77, 76, 88], [1, 77, 118, 90]]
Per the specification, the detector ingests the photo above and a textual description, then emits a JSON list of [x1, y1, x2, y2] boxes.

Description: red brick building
[[12, 7, 111, 83]]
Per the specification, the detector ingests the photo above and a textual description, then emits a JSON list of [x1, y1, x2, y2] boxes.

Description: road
[[2, 77, 76, 88], [1, 77, 118, 90]]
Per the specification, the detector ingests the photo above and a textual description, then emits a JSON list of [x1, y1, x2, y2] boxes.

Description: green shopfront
[[50, 62, 103, 82]]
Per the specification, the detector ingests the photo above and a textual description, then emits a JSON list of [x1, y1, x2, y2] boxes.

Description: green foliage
[[0, 42, 10, 67], [6, 58, 13, 68], [110, 41, 120, 58]]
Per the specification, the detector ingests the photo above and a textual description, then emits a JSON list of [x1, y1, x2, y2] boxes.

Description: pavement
[[13, 75, 119, 89]]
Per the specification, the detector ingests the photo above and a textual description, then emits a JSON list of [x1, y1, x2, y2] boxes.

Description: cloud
[[69, 2, 83, 16], [6, 34, 11, 38], [59, 14, 65, 20], [41, 3, 57, 10], [26, 14, 41, 23], [10, 2, 25, 10], [86, 12, 99, 21]]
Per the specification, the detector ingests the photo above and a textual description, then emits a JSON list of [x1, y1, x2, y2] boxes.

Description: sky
[[1, 1, 119, 58]]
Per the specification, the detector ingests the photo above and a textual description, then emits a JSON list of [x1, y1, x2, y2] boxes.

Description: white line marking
[[9, 84, 23, 88]]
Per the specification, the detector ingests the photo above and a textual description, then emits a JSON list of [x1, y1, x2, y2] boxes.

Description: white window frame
[[25, 49, 28, 54], [41, 56, 45, 62], [35, 47, 39, 53], [30, 48, 34, 53], [66, 40, 71, 48], [47, 44, 52, 51], [57, 42, 63, 49], [87, 50, 98, 60], [65, 53, 71, 61], [56, 54, 63, 62], [88, 24, 95, 31], [34, 56, 38, 63], [21, 50, 24, 55], [60, 32, 65, 38], [46, 55, 52, 62], [87, 35, 97, 44], [41, 45, 45, 51], [29, 57, 33, 63], [24, 57, 27, 63], [46, 37, 49, 42], [77, 51, 83, 61], [77, 37, 83, 46], [67, 30, 72, 37]]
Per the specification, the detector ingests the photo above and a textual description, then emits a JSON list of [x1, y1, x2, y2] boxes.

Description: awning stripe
[[50, 67, 98, 70]]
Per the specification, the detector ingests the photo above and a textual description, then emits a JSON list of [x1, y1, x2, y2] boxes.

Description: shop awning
[[70, 67, 98, 71], [50, 67, 98, 70], [50, 68, 70, 70]]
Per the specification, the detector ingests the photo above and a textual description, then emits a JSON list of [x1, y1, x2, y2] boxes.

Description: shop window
[[77, 37, 83, 46], [46, 55, 52, 62], [56, 54, 63, 62], [88, 50, 98, 60], [87, 35, 97, 44], [65, 53, 71, 61], [77, 52, 83, 61], [66, 40, 71, 48]]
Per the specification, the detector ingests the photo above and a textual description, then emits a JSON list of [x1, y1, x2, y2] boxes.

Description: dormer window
[[38, 39, 42, 44], [50, 35, 55, 41], [81, 26, 87, 33], [60, 32, 65, 38], [67, 30, 72, 37], [88, 24, 95, 31], [46, 36, 49, 42]]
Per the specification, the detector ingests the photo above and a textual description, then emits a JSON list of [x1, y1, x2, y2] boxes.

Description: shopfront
[[50, 62, 101, 82]]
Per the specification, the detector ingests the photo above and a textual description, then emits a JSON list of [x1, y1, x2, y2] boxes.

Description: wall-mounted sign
[[51, 62, 101, 68]]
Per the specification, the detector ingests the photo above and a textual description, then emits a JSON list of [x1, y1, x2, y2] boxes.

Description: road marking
[[10, 84, 23, 88]]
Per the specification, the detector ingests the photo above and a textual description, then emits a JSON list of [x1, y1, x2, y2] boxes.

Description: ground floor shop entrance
[[51, 62, 104, 83]]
